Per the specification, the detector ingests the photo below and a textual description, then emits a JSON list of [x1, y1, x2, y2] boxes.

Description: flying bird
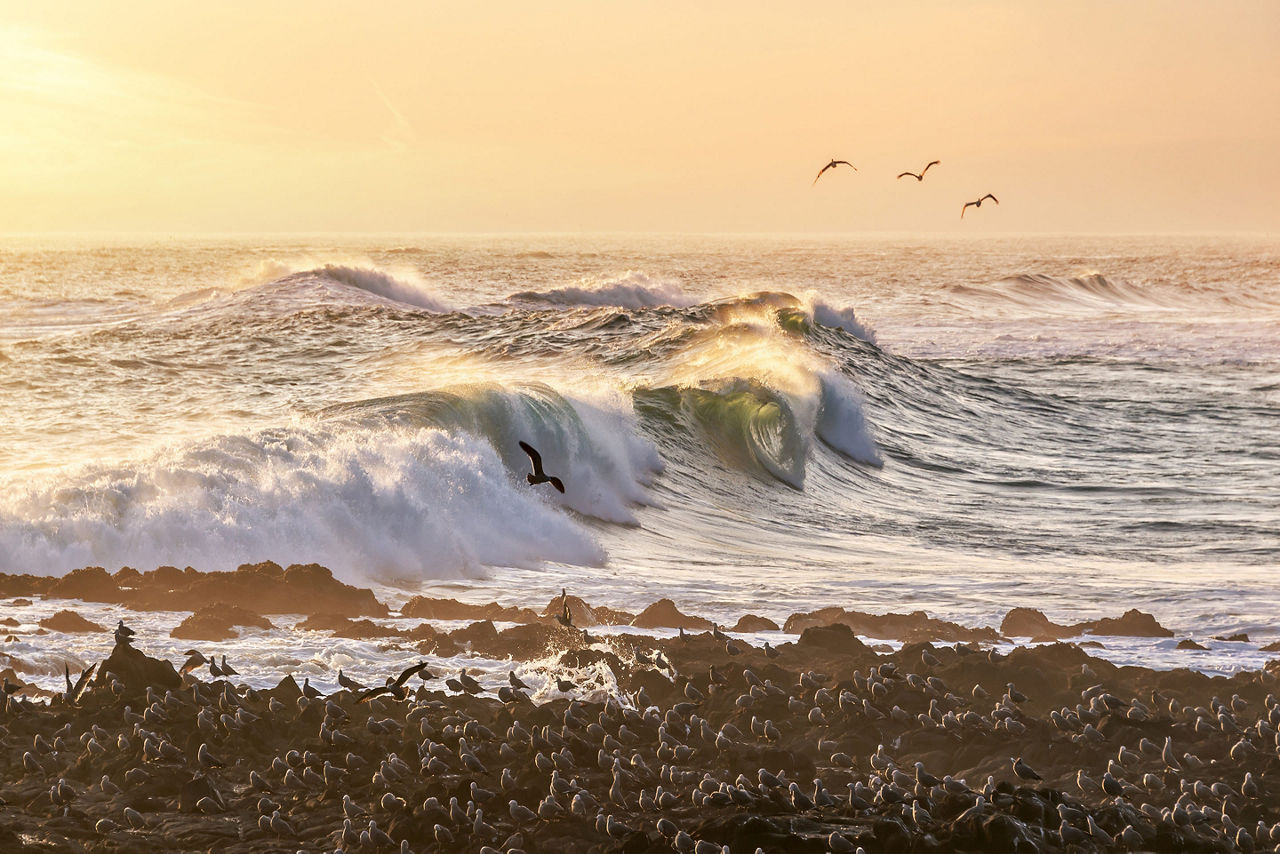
[[519, 441, 564, 493], [65, 663, 97, 705], [897, 160, 940, 181], [961, 193, 999, 218], [356, 660, 433, 703], [813, 159, 856, 185]]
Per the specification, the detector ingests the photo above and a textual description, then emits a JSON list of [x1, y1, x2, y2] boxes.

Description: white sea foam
[[803, 292, 877, 342], [816, 369, 883, 466], [0, 423, 609, 583]]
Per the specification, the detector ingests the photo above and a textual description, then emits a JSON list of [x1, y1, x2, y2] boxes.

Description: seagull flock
[[813, 156, 999, 219]]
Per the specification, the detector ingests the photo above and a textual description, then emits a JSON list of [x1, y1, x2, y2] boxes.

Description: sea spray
[[0, 423, 608, 582]]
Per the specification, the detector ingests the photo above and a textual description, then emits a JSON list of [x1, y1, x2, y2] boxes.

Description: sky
[[1, 1, 1278, 233]]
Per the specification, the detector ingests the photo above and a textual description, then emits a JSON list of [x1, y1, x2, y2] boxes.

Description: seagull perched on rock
[[555, 588, 573, 628], [114, 620, 135, 646], [519, 441, 564, 493], [1012, 756, 1042, 782]]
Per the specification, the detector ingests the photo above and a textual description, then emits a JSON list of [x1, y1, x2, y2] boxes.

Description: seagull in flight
[[813, 159, 856, 185], [961, 193, 999, 218], [897, 160, 940, 181], [355, 660, 433, 703], [519, 441, 564, 493]]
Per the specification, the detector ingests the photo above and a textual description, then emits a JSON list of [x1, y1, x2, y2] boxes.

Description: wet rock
[[0, 576, 55, 598], [731, 614, 780, 632], [112, 566, 142, 586], [400, 596, 538, 623], [48, 566, 122, 603], [1086, 608, 1173, 637], [798, 621, 874, 655], [170, 604, 274, 641], [786, 607, 999, 643], [416, 635, 460, 657], [405, 622, 441, 642], [94, 640, 181, 696], [540, 593, 603, 627], [1260, 640, 1280, 652], [1002, 606, 1174, 639], [1177, 639, 1209, 651], [267, 673, 303, 701], [295, 613, 357, 632], [1001, 607, 1073, 639], [450, 620, 500, 649], [333, 619, 406, 640], [435, 620, 577, 661], [127, 561, 387, 617], [1212, 632, 1249, 642], [38, 609, 105, 633], [178, 775, 222, 814], [630, 598, 714, 630]]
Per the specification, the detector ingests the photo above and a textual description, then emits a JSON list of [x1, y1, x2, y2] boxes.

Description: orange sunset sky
[[2, 1, 1278, 234]]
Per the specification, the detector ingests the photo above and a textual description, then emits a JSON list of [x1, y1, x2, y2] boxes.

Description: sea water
[[1, 233, 1277, 687]]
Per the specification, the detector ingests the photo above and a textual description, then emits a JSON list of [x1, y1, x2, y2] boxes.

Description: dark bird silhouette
[[1012, 756, 1042, 782], [897, 160, 940, 181], [519, 441, 564, 493], [555, 588, 573, 628], [114, 619, 135, 646], [356, 661, 433, 703], [179, 650, 207, 676], [458, 669, 483, 695], [65, 663, 97, 705], [219, 655, 238, 677], [337, 669, 367, 692], [813, 159, 856, 185], [961, 193, 999, 218]]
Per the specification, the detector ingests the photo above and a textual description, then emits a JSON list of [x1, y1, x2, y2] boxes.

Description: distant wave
[[952, 273, 1174, 313], [510, 271, 697, 309], [316, 265, 449, 312], [238, 261, 450, 312]]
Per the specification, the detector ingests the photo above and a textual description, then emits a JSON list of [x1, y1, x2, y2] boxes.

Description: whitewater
[[1, 233, 1278, 680]]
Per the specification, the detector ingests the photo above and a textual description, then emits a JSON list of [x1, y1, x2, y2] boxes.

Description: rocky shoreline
[[1, 563, 1279, 852]]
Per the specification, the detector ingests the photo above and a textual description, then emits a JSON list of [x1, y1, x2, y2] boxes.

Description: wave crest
[[511, 271, 695, 309], [324, 383, 662, 525], [238, 261, 449, 312]]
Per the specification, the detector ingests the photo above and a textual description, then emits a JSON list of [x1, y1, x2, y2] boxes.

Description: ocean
[[1, 233, 1278, 687]]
